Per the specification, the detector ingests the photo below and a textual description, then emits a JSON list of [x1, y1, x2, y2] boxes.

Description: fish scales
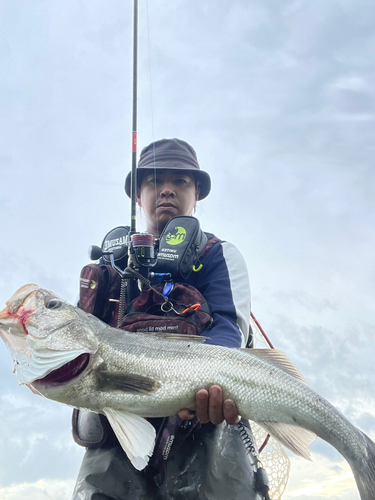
[[1, 285, 375, 499], [99, 329, 363, 449], [34, 322, 373, 470]]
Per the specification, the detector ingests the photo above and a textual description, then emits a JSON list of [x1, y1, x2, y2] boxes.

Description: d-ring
[[161, 301, 174, 313]]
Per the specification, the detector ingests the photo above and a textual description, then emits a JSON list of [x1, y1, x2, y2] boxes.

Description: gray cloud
[[0, 389, 83, 486], [0, 0, 374, 497]]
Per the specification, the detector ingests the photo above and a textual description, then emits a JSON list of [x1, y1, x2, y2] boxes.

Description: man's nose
[[160, 182, 176, 197]]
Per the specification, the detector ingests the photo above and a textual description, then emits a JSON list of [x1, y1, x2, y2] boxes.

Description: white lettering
[[158, 253, 179, 260], [104, 236, 127, 251], [80, 278, 90, 289], [160, 248, 177, 253], [162, 435, 175, 460]]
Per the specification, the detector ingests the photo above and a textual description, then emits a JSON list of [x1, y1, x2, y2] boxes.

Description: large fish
[[0, 284, 374, 499]]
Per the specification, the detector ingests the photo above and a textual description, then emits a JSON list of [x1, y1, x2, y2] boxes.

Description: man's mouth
[[157, 203, 176, 209]]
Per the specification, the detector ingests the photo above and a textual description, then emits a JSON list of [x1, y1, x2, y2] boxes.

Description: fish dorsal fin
[[103, 408, 156, 470], [147, 333, 209, 343], [255, 420, 316, 461], [242, 348, 308, 385], [97, 371, 160, 393]]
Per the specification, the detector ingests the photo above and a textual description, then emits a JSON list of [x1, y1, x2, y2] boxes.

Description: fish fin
[[27, 383, 43, 396], [242, 348, 308, 385], [97, 371, 161, 394], [103, 408, 156, 470], [148, 333, 210, 343], [257, 420, 316, 461]]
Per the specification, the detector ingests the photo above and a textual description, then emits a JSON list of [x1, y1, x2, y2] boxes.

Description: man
[[72, 139, 262, 500]]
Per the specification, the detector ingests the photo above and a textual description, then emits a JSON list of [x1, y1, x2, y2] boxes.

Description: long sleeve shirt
[[180, 238, 251, 349]]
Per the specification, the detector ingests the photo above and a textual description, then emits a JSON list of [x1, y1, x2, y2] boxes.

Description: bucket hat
[[124, 138, 211, 200]]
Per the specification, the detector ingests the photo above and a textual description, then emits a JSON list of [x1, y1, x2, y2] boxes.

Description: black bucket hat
[[124, 138, 211, 200]]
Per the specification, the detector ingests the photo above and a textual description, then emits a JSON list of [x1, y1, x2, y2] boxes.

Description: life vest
[[73, 218, 220, 450], [78, 216, 220, 333]]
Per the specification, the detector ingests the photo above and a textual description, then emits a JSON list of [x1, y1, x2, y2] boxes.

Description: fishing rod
[[89, 0, 159, 324], [130, 0, 138, 236], [90, 0, 136, 318]]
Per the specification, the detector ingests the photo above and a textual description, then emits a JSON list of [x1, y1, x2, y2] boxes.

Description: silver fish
[[0, 284, 375, 499]]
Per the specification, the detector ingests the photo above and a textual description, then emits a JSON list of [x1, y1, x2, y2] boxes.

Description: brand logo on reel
[[103, 236, 127, 251], [166, 226, 186, 245]]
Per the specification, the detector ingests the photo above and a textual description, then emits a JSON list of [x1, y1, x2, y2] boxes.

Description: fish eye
[[45, 299, 63, 310]]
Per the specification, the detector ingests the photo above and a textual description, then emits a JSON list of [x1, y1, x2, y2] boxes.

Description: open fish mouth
[[33, 353, 90, 386]]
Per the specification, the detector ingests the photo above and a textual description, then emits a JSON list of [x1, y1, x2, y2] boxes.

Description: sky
[[0, 0, 374, 498]]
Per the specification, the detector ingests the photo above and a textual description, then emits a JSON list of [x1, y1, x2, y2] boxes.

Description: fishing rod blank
[[130, 0, 138, 235]]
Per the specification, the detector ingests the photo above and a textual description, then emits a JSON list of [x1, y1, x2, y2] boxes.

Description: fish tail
[[351, 430, 375, 500]]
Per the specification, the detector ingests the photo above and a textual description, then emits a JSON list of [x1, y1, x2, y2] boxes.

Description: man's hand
[[178, 385, 240, 425]]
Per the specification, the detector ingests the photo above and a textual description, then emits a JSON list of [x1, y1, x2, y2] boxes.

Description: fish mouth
[[32, 353, 90, 386]]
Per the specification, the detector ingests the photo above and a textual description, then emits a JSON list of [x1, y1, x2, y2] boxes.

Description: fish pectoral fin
[[97, 371, 161, 394], [242, 348, 308, 385], [257, 420, 316, 461], [103, 408, 156, 470]]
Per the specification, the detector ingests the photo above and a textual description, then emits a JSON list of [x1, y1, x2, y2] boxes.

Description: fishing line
[[145, 0, 159, 237]]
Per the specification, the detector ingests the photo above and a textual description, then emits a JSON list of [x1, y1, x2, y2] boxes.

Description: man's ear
[[137, 191, 142, 207]]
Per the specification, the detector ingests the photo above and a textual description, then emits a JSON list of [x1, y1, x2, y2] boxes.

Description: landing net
[[250, 315, 291, 500]]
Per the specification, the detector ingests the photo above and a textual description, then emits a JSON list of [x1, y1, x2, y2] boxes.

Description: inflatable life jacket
[[78, 216, 220, 331]]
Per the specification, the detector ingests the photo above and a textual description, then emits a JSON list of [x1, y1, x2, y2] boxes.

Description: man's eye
[[46, 299, 63, 310], [176, 178, 187, 184]]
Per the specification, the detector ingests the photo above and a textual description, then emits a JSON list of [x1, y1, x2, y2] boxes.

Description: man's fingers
[[178, 409, 196, 420], [195, 389, 210, 423], [208, 385, 225, 425], [189, 386, 241, 425], [223, 399, 241, 425]]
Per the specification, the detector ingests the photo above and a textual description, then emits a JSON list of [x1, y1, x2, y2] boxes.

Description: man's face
[[137, 170, 199, 236]]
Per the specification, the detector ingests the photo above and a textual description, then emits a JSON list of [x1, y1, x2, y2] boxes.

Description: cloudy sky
[[1, 0, 374, 498]]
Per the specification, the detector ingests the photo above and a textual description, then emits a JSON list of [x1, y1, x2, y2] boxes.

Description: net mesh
[[250, 315, 291, 500]]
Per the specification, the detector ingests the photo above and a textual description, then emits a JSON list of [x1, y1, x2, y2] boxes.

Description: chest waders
[[73, 415, 264, 500]]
